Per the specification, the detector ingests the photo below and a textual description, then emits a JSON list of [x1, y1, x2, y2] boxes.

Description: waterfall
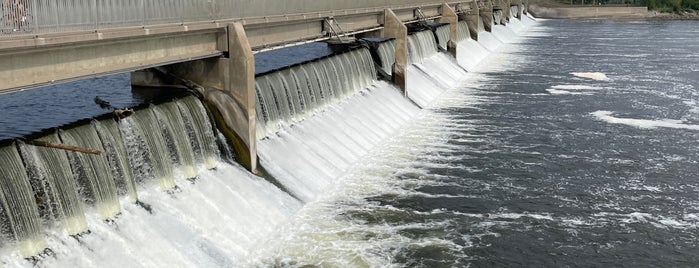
[[59, 123, 121, 220], [125, 108, 176, 190], [435, 25, 451, 51], [507, 15, 525, 32], [255, 48, 376, 138], [18, 135, 89, 235], [153, 102, 197, 179], [0, 145, 47, 257], [376, 40, 396, 76], [494, 10, 503, 25], [405, 30, 466, 107], [177, 96, 220, 170], [478, 16, 486, 33], [0, 94, 222, 258], [95, 120, 138, 202], [510, 5, 519, 17], [258, 81, 420, 202], [457, 21, 471, 42], [477, 17, 504, 52], [457, 38, 490, 72], [408, 30, 439, 64], [491, 24, 519, 44]]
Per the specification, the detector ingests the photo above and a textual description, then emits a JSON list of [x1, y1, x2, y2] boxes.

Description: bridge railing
[[0, 0, 462, 38]]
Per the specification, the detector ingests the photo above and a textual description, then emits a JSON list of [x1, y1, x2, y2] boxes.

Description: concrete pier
[[382, 8, 408, 92]]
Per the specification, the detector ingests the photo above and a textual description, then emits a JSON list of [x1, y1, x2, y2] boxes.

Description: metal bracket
[[324, 17, 348, 43]]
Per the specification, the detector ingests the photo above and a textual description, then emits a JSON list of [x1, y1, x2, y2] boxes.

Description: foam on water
[[491, 24, 519, 44], [258, 81, 420, 202], [591, 110, 699, 130], [1, 163, 302, 267], [456, 39, 490, 72], [571, 72, 610, 81], [477, 32, 503, 52]]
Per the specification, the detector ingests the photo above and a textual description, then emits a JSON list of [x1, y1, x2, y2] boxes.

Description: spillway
[[0, 13, 538, 267]]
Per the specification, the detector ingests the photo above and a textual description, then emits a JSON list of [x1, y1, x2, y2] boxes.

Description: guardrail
[[0, 0, 472, 38]]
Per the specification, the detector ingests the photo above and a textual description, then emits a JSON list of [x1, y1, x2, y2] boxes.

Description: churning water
[[1, 15, 699, 268]]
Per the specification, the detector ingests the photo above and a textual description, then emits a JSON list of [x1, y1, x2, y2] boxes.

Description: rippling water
[[2, 18, 698, 267], [247, 20, 699, 267]]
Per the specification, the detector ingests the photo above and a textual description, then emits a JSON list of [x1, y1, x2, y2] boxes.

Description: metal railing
[[0, 0, 471, 38]]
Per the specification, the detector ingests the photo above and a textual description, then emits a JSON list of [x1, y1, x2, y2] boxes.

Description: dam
[[3, 0, 699, 266]]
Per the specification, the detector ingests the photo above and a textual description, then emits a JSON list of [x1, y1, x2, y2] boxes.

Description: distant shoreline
[[529, 6, 699, 20]]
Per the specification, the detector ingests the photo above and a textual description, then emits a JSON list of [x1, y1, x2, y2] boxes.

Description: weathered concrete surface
[[0, 29, 222, 94], [0, 1, 478, 94], [463, 1, 480, 40], [382, 8, 408, 92], [479, 0, 494, 31], [438, 3, 459, 57], [530, 6, 648, 19]]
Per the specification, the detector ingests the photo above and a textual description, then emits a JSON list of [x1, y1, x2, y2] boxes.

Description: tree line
[[640, 0, 699, 11]]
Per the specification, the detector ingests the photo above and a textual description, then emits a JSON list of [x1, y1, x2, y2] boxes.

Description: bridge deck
[[0, 0, 482, 94]]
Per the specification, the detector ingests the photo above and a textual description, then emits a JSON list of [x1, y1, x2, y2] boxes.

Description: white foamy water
[[1, 163, 302, 267], [546, 88, 589, 95], [258, 81, 420, 202], [457, 39, 490, 72], [571, 72, 610, 81], [491, 24, 519, 44], [407, 53, 467, 107], [546, 84, 601, 95], [478, 32, 504, 52], [591, 110, 699, 130]]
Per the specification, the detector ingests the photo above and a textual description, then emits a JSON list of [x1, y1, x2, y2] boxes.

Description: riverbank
[[529, 2, 699, 19]]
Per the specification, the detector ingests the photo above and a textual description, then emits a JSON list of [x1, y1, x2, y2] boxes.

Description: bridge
[[0, 0, 527, 172]]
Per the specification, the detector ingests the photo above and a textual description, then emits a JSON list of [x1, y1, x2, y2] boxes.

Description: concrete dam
[[0, 0, 538, 266]]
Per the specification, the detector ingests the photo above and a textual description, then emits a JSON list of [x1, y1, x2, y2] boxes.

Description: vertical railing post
[[53, 0, 59, 32], [140, 0, 145, 27], [92, 0, 98, 30], [31, 0, 38, 33]]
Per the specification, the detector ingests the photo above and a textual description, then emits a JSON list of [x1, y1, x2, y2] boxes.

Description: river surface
[[2, 19, 699, 267], [245, 19, 699, 267]]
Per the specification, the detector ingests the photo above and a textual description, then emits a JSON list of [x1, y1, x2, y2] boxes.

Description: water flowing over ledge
[[0, 13, 540, 266]]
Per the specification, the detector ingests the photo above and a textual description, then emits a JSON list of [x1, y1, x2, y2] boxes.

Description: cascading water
[[493, 10, 503, 25], [255, 48, 375, 138], [59, 123, 121, 220], [478, 16, 486, 32], [457, 20, 471, 42], [0, 14, 541, 266], [153, 102, 197, 179], [0, 145, 46, 257], [456, 20, 490, 71], [376, 40, 396, 76], [255, 46, 421, 202], [0, 95, 226, 263], [94, 120, 138, 202], [434, 25, 451, 51], [406, 30, 466, 107], [477, 16, 504, 51], [18, 135, 89, 235]]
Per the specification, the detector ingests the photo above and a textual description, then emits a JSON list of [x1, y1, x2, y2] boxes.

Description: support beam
[[438, 3, 458, 57], [382, 9, 408, 92], [464, 1, 480, 40], [209, 22, 257, 173], [502, 0, 512, 23], [479, 0, 494, 32]]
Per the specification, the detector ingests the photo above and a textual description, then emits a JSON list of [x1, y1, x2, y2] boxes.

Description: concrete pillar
[[480, 0, 494, 32], [464, 1, 480, 40], [130, 23, 258, 173], [212, 22, 257, 173], [502, 0, 512, 24], [438, 3, 458, 57], [381, 9, 408, 92]]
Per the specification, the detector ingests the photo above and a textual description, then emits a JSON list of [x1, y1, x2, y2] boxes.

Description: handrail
[[0, 0, 471, 39]]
